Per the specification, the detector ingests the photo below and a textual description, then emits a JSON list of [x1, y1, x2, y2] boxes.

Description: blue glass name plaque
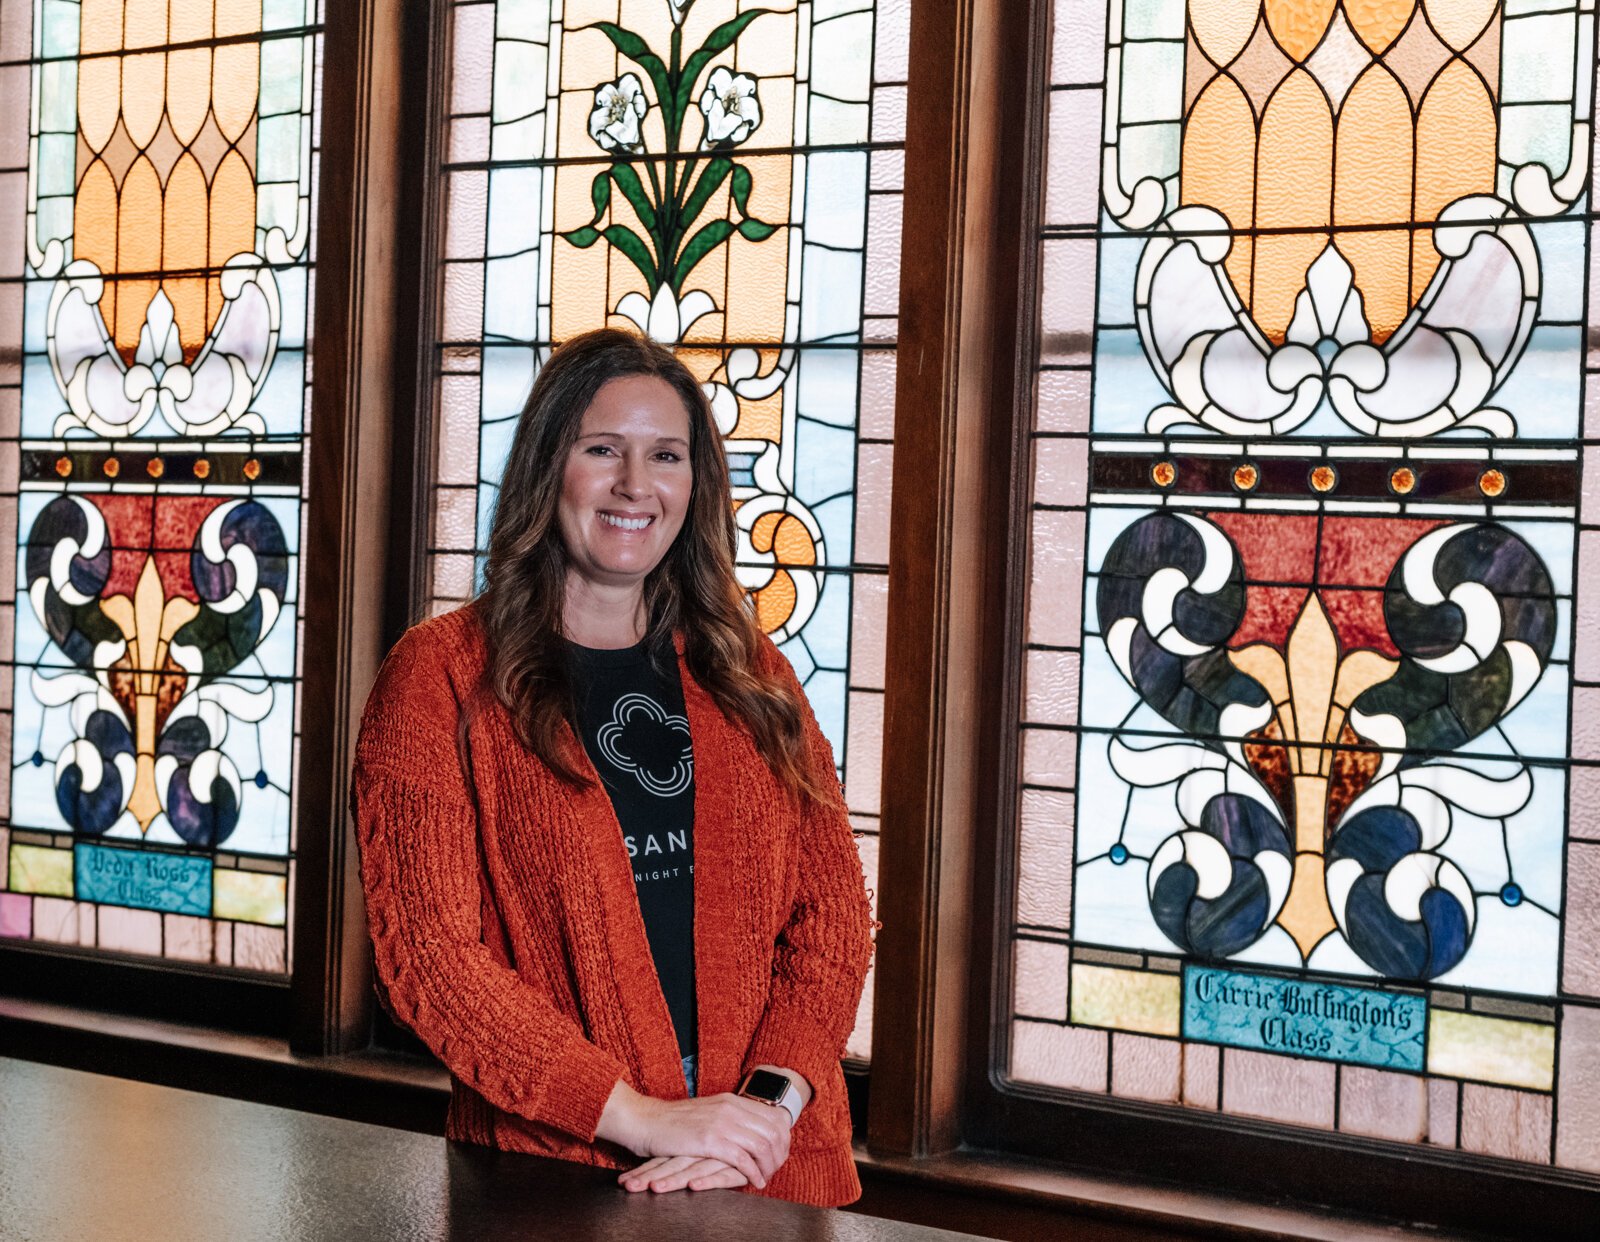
[[75, 845, 212, 917], [1183, 965, 1426, 1071]]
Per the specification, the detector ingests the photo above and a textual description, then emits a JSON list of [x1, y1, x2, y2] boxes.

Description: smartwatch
[[737, 1068, 803, 1127]]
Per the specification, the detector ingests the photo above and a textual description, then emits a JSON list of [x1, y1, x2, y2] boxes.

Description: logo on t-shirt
[[597, 692, 694, 797]]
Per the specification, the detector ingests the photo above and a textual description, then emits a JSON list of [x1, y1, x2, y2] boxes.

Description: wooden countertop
[[0, 1057, 987, 1242]]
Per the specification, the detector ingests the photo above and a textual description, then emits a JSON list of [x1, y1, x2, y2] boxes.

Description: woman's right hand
[[595, 1081, 791, 1189]]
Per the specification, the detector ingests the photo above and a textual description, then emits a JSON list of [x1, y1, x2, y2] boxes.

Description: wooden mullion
[[962, 0, 1056, 1135], [868, 0, 1041, 1158], [386, 0, 452, 650], [290, 0, 411, 1055]]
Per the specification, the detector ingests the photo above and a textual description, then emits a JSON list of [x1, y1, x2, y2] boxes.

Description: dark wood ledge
[[1, 998, 1468, 1241], [0, 996, 449, 1134], [849, 1148, 1447, 1242]]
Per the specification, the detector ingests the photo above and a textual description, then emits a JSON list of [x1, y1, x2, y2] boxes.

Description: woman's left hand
[[618, 1155, 748, 1193]]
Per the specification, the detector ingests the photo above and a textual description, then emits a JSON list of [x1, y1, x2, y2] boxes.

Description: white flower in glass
[[589, 74, 649, 153], [699, 67, 762, 147], [664, 0, 689, 26]]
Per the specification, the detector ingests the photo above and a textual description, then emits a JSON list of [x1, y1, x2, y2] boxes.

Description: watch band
[[737, 1069, 804, 1127], [770, 1079, 803, 1128]]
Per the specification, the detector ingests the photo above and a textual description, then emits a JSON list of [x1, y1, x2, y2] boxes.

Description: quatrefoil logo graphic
[[597, 693, 693, 797]]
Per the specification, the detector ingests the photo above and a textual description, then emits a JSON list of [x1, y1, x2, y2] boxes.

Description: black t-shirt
[[566, 639, 696, 1056]]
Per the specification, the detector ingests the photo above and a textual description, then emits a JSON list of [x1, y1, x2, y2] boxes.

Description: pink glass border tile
[[1026, 508, 1086, 647], [1010, 1017, 1108, 1093], [1110, 1032, 1181, 1103], [1572, 764, 1600, 842], [1023, 649, 1080, 725], [1021, 725, 1078, 790], [1044, 89, 1103, 227], [849, 572, 889, 691], [0, 892, 29, 939], [450, 3, 495, 115], [1221, 1049, 1336, 1130], [1182, 1042, 1220, 1109], [1562, 842, 1600, 997], [844, 690, 884, 817], [1033, 436, 1089, 508], [1035, 370, 1090, 434], [1052, 0, 1107, 85], [1460, 1084, 1552, 1165], [1427, 1077, 1459, 1148], [1016, 788, 1073, 930], [1338, 1067, 1427, 1144], [1013, 937, 1070, 1022]]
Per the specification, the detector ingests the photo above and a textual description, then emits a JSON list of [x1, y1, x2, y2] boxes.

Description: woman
[[353, 328, 873, 1206]]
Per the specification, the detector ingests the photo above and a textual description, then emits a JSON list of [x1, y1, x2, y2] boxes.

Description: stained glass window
[[1010, 0, 1600, 1170], [431, 0, 908, 1057], [0, 0, 322, 971]]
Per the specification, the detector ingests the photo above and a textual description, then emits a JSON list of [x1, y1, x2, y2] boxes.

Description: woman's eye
[[586, 444, 615, 456], [654, 451, 682, 463]]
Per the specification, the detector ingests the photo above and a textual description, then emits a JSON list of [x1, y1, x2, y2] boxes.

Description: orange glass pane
[[1423, 0, 1498, 52], [76, 55, 122, 153], [208, 150, 256, 334], [215, 0, 262, 39], [1264, 0, 1336, 62], [723, 234, 789, 342], [162, 154, 210, 360], [733, 391, 783, 442], [120, 50, 167, 147], [115, 157, 164, 362], [166, 48, 214, 146], [1334, 65, 1413, 341], [78, 0, 124, 55], [1182, 75, 1257, 307], [1253, 70, 1333, 343], [124, 0, 167, 48], [1344, 0, 1415, 54], [74, 160, 121, 342], [1413, 60, 1495, 302], [168, 0, 214, 43], [213, 42, 262, 142], [1189, 0, 1261, 66]]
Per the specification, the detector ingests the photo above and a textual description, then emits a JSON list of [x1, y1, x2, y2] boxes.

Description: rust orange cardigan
[[352, 605, 874, 1207]]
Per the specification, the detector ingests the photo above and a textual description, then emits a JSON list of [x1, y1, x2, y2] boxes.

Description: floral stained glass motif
[[0, 1, 321, 972], [433, 0, 908, 1058], [1012, 0, 1600, 1172]]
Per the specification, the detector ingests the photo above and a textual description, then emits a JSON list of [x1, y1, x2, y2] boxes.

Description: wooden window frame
[[867, 0, 1600, 1236], [0, 0, 421, 1056]]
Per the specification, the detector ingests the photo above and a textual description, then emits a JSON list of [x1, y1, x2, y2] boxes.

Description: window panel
[[431, 0, 907, 1059], [1011, 0, 1600, 1173], [0, 0, 323, 973]]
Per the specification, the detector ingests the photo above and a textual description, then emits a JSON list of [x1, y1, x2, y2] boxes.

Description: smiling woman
[[352, 329, 873, 1206]]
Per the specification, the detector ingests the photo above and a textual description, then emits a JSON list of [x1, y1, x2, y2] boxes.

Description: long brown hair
[[479, 327, 828, 802]]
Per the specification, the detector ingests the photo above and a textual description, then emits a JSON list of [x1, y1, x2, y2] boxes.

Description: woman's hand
[[595, 1082, 791, 1189], [617, 1155, 747, 1193]]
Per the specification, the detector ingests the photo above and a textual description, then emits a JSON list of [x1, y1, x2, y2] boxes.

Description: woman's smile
[[597, 510, 656, 532]]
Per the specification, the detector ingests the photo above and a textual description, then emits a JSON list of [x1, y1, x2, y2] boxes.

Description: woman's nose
[[613, 454, 645, 497]]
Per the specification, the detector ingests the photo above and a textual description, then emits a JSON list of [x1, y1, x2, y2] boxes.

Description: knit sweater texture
[[353, 605, 874, 1207]]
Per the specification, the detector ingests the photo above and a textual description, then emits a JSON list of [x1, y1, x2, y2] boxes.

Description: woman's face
[[557, 374, 694, 596]]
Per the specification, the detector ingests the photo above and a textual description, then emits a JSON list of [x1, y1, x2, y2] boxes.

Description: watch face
[[741, 1069, 790, 1104]]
